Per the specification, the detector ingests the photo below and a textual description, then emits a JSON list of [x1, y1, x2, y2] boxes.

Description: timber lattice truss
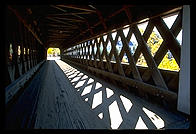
[[63, 9, 182, 109]]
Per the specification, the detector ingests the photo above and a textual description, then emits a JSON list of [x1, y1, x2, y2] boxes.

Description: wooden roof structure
[[7, 5, 181, 49]]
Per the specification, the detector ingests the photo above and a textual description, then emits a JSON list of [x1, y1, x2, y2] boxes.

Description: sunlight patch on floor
[[71, 76, 81, 83], [85, 98, 88, 101], [106, 88, 114, 98], [87, 78, 94, 84], [81, 75, 88, 80], [92, 91, 103, 109], [135, 116, 148, 129], [108, 100, 123, 129], [81, 84, 92, 96], [98, 112, 103, 119], [95, 82, 102, 90], [67, 73, 78, 79], [77, 72, 84, 76], [120, 95, 133, 113], [75, 80, 86, 88], [142, 107, 165, 129]]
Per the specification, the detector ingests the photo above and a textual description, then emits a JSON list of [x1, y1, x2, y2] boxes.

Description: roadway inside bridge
[[31, 59, 188, 129]]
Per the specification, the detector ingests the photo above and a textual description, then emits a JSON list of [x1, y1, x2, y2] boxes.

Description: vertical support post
[[31, 35, 35, 67], [18, 21, 25, 74], [177, 5, 190, 115], [28, 32, 32, 69], [5, 34, 11, 87], [24, 27, 29, 71], [12, 32, 20, 80], [59, 47, 63, 60], [34, 39, 38, 65]]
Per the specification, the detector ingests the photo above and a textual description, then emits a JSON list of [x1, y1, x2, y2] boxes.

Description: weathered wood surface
[[34, 60, 187, 129]]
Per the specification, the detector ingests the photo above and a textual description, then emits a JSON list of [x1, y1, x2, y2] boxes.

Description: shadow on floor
[[55, 60, 187, 129]]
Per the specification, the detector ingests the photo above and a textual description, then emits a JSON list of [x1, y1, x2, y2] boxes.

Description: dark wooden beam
[[96, 10, 107, 31], [57, 5, 97, 13], [46, 17, 77, 27], [8, 6, 43, 45], [49, 17, 85, 22]]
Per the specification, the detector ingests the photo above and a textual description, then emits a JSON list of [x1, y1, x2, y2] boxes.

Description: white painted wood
[[177, 5, 190, 115]]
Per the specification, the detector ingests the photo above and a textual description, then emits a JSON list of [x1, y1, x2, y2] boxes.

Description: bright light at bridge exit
[[47, 47, 61, 60]]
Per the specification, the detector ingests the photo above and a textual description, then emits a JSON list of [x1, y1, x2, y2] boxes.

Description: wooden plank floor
[[34, 60, 188, 129]]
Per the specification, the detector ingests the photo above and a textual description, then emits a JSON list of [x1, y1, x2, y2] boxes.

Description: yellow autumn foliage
[[47, 48, 60, 55], [124, 28, 180, 71]]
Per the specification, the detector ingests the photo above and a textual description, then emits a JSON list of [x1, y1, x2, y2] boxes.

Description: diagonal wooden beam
[[95, 38, 104, 70], [96, 10, 107, 31], [50, 5, 67, 13], [108, 32, 125, 76], [51, 17, 85, 22], [141, 11, 182, 82], [152, 17, 181, 65], [8, 6, 43, 45], [100, 35, 114, 73], [46, 17, 76, 27], [132, 24, 168, 90], [118, 29, 143, 81], [57, 5, 97, 13]]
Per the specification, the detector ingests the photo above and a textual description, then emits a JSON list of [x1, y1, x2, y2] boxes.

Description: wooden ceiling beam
[[48, 29, 71, 32], [48, 12, 92, 16], [8, 5, 43, 45], [50, 5, 67, 13], [96, 9, 107, 30], [49, 16, 85, 22], [46, 17, 76, 27], [47, 24, 77, 28], [57, 5, 97, 13]]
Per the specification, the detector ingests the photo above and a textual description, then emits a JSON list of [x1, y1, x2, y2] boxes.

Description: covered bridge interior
[[4, 5, 190, 129]]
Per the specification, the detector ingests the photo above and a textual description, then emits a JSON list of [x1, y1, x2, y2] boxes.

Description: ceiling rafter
[[51, 17, 85, 22], [47, 24, 77, 28], [57, 5, 97, 13], [46, 17, 77, 27], [50, 5, 67, 13], [50, 5, 86, 20], [47, 12, 92, 16]]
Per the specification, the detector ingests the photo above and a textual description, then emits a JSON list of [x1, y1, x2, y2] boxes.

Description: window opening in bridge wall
[[116, 36, 122, 55], [9, 43, 13, 62], [47, 47, 60, 60], [136, 53, 148, 67], [103, 34, 107, 42], [100, 42, 103, 55], [24, 48, 26, 55], [176, 29, 182, 45], [112, 31, 117, 40], [94, 42, 97, 54], [18, 46, 21, 56], [158, 50, 180, 72], [89, 45, 92, 55], [123, 26, 129, 37], [137, 21, 148, 35], [27, 48, 29, 55], [146, 27, 163, 57], [107, 40, 112, 55], [111, 54, 116, 63], [162, 12, 178, 29], [122, 53, 128, 63], [18, 46, 21, 63], [129, 33, 138, 55]]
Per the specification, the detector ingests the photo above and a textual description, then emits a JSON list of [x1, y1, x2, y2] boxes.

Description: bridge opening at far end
[[47, 47, 61, 60]]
